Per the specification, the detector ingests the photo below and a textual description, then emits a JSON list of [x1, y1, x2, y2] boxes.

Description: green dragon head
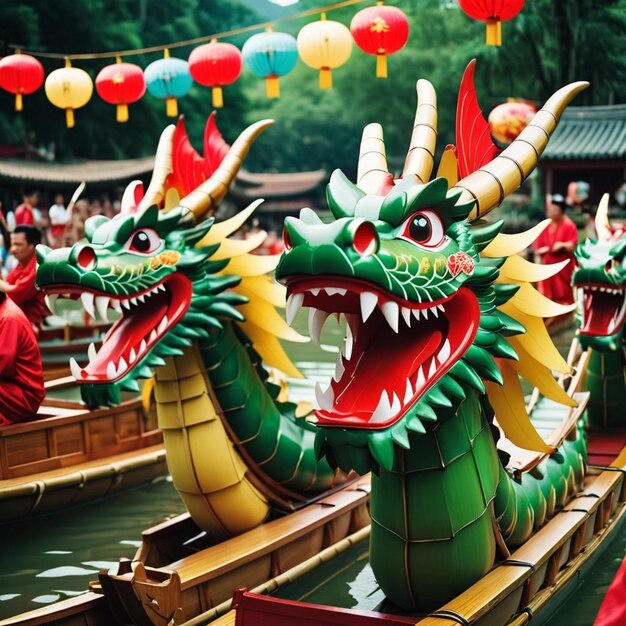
[[36, 114, 300, 406], [277, 63, 586, 474], [573, 194, 626, 352]]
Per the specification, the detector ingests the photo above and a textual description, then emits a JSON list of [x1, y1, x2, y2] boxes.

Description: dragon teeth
[[69, 357, 83, 380], [412, 308, 421, 322], [95, 296, 110, 322], [360, 291, 378, 323], [88, 342, 97, 362], [121, 299, 131, 310], [401, 306, 412, 327], [381, 301, 399, 333], [286, 293, 304, 326], [344, 320, 354, 360], [390, 392, 401, 415], [118, 357, 128, 375], [438, 339, 451, 364], [314, 382, 334, 411], [404, 378, 413, 404], [428, 358, 437, 378], [149, 329, 158, 343], [111, 299, 122, 313], [140, 339, 147, 353], [370, 390, 391, 424], [45, 294, 59, 315], [129, 347, 137, 364], [333, 355, 345, 382], [106, 361, 116, 379], [308, 308, 330, 344], [415, 366, 425, 390], [157, 316, 169, 334], [81, 292, 96, 320]]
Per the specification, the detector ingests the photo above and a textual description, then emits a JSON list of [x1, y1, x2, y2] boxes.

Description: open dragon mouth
[[285, 279, 479, 430], [577, 283, 626, 336], [44, 273, 192, 382]]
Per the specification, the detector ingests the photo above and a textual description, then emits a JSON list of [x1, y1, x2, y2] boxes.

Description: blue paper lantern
[[242, 31, 298, 98], [144, 52, 193, 117]]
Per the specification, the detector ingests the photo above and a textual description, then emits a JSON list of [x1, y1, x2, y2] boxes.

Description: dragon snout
[[282, 216, 379, 258]]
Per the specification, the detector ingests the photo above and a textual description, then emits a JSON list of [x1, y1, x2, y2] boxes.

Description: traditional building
[[541, 104, 626, 209]]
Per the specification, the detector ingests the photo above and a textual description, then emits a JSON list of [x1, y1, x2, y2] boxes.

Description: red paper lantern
[[458, 0, 525, 46], [188, 40, 242, 108], [96, 59, 146, 122], [0, 52, 44, 111], [351, 2, 409, 78], [488, 100, 536, 145]]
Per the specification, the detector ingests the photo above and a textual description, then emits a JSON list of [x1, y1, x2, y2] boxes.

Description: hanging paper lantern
[[242, 31, 298, 99], [297, 13, 353, 89], [96, 58, 146, 122], [144, 50, 193, 117], [0, 52, 44, 112], [188, 40, 242, 108], [458, 0, 525, 46], [44, 59, 93, 128], [350, 2, 409, 78], [488, 100, 536, 145]]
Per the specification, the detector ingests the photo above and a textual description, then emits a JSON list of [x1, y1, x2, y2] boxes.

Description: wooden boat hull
[[216, 435, 626, 626], [6, 440, 623, 626], [0, 377, 166, 522]]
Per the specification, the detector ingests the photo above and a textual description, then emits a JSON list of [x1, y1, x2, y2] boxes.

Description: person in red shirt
[[0, 225, 48, 332], [0, 291, 44, 424], [534, 193, 579, 305], [14, 191, 37, 226]]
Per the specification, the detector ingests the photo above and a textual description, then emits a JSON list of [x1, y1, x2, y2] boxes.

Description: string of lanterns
[[0, 0, 523, 127]]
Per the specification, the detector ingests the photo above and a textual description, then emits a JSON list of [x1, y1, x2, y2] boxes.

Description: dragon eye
[[399, 210, 445, 249], [125, 229, 162, 254]]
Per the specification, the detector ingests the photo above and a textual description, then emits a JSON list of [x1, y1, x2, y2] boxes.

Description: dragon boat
[[0, 375, 166, 523], [6, 63, 626, 626]]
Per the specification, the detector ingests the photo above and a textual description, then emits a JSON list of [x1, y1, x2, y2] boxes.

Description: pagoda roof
[[543, 104, 626, 162], [0, 156, 155, 186]]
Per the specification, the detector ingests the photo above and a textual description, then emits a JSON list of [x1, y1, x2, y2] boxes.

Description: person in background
[[48, 193, 68, 248], [534, 193, 578, 307], [0, 225, 48, 333], [0, 290, 44, 425], [14, 191, 37, 226]]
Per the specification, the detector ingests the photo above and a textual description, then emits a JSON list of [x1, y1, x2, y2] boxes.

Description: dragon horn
[[595, 193, 612, 241], [401, 79, 437, 184], [136, 125, 176, 213], [453, 81, 589, 222], [179, 119, 274, 222], [357, 123, 390, 194]]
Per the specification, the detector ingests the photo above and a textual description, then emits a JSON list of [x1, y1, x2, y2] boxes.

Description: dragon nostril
[[352, 221, 378, 257], [77, 247, 96, 271], [283, 226, 292, 251], [605, 261, 612, 273]]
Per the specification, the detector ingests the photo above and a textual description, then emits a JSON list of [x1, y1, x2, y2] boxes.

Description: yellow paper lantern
[[297, 13, 352, 89], [44, 59, 93, 128]]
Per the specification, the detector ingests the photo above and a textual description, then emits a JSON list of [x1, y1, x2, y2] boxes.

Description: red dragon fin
[[169, 112, 231, 198], [455, 60, 500, 180]]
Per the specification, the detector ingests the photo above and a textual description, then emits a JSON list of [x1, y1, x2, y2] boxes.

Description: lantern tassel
[[376, 54, 388, 79], [116, 103, 129, 123], [212, 86, 224, 108], [15, 93, 23, 112], [66, 108, 75, 128], [486, 20, 502, 46], [319, 67, 332, 90], [266, 76, 280, 99], [166, 97, 178, 117]]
